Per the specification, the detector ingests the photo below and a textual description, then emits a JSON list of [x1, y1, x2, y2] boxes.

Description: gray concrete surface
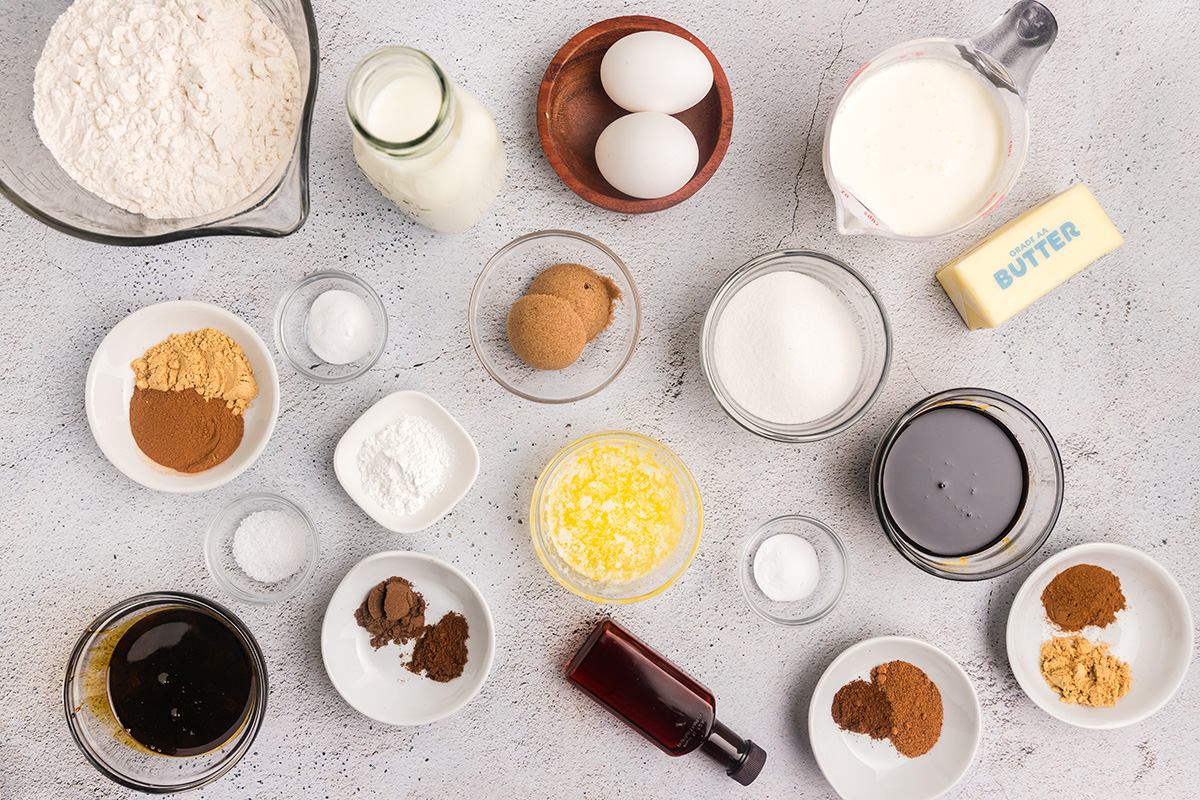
[[1, 0, 1197, 797]]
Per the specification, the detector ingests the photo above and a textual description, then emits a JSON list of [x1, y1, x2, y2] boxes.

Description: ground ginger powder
[[131, 328, 258, 415], [1039, 636, 1132, 707]]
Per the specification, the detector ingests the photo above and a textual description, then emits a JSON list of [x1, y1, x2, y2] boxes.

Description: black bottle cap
[[729, 740, 767, 785]]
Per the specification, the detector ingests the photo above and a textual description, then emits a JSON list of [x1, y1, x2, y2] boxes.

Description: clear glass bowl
[[205, 492, 319, 605], [739, 515, 848, 626], [274, 271, 388, 383], [530, 431, 702, 603], [469, 230, 640, 403], [699, 250, 891, 442], [0, 0, 318, 244], [63, 592, 268, 793], [869, 388, 1063, 580]]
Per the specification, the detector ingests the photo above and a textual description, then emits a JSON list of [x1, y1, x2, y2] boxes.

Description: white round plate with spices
[[84, 300, 279, 493], [1006, 542, 1193, 729], [321, 550, 496, 726], [333, 390, 480, 533], [808, 636, 980, 800]]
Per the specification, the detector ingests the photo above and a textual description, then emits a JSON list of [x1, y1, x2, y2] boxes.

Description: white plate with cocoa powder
[[808, 636, 980, 800], [84, 300, 279, 493], [321, 550, 495, 726], [1006, 542, 1193, 729]]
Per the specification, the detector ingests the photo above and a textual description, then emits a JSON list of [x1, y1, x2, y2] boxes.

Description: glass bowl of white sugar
[[206, 492, 319, 605], [739, 515, 848, 626], [700, 250, 891, 442], [275, 271, 388, 384]]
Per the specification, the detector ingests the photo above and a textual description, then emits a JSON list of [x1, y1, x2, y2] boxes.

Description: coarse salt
[[232, 509, 308, 583]]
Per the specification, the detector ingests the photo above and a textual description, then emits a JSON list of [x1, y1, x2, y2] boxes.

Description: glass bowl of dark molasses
[[63, 592, 268, 793], [869, 388, 1064, 581]]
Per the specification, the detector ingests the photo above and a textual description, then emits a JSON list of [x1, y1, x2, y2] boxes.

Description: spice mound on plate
[[831, 660, 944, 758], [543, 440, 685, 583], [1041, 563, 1126, 632], [1039, 635, 1132, 707], [354, 576, 427, 648], [128, 329, 257, 474], [353, 577, 471, 682], [131, 328, 258, 414], [506, 262, 621, 370]]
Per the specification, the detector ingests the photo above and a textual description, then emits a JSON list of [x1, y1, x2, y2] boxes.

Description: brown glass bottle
[[565, 619, 766, 785], [107, 607, 255, 757]]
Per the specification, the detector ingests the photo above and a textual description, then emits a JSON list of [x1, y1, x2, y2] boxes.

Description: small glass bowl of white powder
[[700, 250, 891, 442], [275, 271, 387, 383], [206, 492, 319, 605], [739, 515, 847, 626]]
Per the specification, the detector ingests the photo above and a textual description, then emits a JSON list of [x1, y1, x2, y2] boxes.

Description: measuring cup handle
[[967, 0, 1058, 96]]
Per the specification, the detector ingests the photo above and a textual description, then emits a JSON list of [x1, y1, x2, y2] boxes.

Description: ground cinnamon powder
[[409, 611, 470, 683], [1041, 564, 1126, 631], [831, 660, 944, 759], [831, 679, 892, 740], [128, 386, 243, 473], [872, 660, 944, 758]]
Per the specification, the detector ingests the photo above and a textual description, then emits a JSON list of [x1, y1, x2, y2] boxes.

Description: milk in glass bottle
[[346, 47, 506, 233]]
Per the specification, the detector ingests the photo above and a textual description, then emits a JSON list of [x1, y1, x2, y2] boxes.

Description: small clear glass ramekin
[[869, 388, 1063, 581], [469, 230, 640, 404], [63, 592, 268, 793], [274, 271, 388, 384], [700, 250, 891, 442], [205, 492, 319, 605], [530, 431, 702, 603], [739, 515, 848, 626]]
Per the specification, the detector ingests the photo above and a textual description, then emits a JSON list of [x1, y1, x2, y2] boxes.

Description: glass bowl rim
[[205, 491, 320, 604], [273, 270, 388, 384], [62, 591, 269, 793], [738, 514, 849, 626], [699, 249, 892, 442], [528, 430, 703, 603], [468, 229, 642, 404], [868, 387, 1064, 581], [0, 0, 319, 246]]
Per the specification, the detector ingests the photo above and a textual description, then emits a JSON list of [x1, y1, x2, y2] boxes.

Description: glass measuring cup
[[822, 1, 1058, 240]]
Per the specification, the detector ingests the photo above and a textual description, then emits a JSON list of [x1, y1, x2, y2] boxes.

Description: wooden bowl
[[537, 16, 733, 214]]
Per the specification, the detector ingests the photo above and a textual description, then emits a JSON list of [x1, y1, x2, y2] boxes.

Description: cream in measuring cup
[[823, 1, 1058, 240]]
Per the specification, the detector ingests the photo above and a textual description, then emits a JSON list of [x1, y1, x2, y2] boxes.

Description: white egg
[[600, 31, 715, 115], [594, 112, 700, 200]]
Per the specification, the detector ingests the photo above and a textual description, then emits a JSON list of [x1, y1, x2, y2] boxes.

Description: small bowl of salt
[[275, 271, 388, 384], [739, 514, 847, 626], [206, 492, 319, 605]]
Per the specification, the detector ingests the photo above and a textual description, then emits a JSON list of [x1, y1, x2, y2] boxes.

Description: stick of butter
[[937, 183, 1124, 329]]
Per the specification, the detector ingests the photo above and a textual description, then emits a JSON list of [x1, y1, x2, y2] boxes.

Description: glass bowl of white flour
[[0, 0, 318, 244]]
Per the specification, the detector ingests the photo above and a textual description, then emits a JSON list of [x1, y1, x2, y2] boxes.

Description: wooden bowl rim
[[537, 15, 734, 214]]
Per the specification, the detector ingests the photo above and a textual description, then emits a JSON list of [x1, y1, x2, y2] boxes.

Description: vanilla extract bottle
[[565, 619, 767, 785]]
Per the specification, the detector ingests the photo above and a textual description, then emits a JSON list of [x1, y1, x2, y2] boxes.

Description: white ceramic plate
[[84, 300, 280, 493], [808, 636, 981, 800], [334, 390, 480, 533], [1006, 542, 1193, 729], [321, 550, 496, 726]]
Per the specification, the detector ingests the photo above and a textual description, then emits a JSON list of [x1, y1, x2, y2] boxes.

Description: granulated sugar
[[713, 271, 862, 424]]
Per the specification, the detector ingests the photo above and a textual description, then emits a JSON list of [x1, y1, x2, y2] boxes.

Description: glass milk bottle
[[346, 47, 507, 233]]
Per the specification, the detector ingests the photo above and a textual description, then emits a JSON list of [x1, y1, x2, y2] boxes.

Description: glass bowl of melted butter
[[63, 592, 268, 792], [530, 430, 703, 604]]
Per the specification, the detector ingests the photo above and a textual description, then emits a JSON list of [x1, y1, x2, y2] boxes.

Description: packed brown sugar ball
[[528, 262, 621, 342], [507, 294, 587, 370]]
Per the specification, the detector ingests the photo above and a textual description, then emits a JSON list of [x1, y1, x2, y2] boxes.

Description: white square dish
[[333, 390, 480, 533]]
